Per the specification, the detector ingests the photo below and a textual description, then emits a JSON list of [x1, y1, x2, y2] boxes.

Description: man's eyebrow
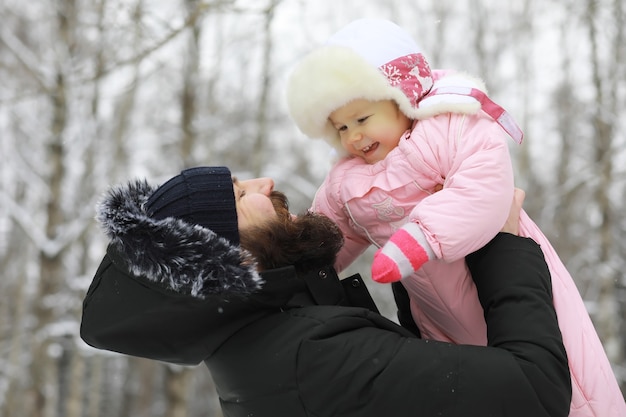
[[232, 176, 239, 185]]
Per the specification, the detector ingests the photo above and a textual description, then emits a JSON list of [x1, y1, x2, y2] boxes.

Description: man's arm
[[297, 233, 570, 417], [467, 232, 571, 416]]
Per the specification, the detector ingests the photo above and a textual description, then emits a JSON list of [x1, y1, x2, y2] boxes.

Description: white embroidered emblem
[[372, 198, 405, 222]]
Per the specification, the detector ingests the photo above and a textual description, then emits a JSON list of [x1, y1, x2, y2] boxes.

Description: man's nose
[[254, 177, 274, 195], [260, 177, 275, 195]]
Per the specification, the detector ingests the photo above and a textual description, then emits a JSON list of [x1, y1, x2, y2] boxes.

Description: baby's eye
[[336, 125, 347, 132], [357, 115, 370, 123]]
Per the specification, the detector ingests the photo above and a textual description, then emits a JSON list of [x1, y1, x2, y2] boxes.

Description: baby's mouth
[[361, 142, 379, 154]]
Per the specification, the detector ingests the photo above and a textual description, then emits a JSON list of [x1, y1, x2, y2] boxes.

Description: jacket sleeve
[[312, 171, 371, 272], [406, 112, 515, 261], [296, 233, 571, 417]]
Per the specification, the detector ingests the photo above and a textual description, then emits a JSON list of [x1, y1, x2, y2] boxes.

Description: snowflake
[[381, 64, 403, 86]]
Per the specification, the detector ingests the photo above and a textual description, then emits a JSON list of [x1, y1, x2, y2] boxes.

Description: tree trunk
[[165, 367, 192, 417]]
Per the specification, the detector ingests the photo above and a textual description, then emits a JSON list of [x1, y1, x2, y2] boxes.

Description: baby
[[286, 18, 625, 417]]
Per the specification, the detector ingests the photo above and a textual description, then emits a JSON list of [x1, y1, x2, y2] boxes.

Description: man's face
[[233, 177, 283, 231], [235, 183, 343, 272]]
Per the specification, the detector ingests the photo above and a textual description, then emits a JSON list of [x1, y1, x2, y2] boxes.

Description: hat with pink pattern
[[286, 19, 434, 151]]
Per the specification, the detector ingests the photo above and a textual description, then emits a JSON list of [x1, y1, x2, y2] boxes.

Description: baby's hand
[[371, 223, 435, 283], [501, 188, 525, 235]]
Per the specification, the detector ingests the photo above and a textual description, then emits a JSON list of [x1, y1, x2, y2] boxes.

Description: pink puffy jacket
[[312, 110, 626, 416]]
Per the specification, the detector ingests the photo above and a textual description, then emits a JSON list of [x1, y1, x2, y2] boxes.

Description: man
[[81, 166, 571, 417]]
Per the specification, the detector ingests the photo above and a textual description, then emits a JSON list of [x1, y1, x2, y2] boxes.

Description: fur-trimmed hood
[[96, 179, 263, 298]]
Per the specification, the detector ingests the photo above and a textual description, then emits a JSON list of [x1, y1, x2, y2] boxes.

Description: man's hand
[[501, 188, 525, 235]]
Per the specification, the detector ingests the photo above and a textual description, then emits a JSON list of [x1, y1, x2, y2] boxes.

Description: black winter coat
[[81, 182, 570, 417]]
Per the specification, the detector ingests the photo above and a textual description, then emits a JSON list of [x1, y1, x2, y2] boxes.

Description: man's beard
[[238, 191, 344, 273]]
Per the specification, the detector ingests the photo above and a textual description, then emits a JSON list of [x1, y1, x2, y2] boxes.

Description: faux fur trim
[[96, 179, 262, 298]]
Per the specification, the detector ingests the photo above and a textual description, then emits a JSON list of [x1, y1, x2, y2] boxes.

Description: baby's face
[[329, 99, 411, 164]]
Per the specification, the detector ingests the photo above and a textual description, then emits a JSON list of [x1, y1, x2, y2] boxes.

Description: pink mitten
[[371, 223, 435, 283]]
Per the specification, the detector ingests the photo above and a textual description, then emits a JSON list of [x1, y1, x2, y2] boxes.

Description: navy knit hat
[[145, 166, 239, 245]]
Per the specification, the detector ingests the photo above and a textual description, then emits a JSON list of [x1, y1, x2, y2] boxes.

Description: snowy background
[[0, 0, 624, 415]]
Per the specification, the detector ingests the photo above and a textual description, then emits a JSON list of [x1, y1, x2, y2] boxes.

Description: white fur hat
[[286, 19, 434, 150]]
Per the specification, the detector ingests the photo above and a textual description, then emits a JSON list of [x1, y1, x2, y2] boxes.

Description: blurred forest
[[0, 0, 624, 416]]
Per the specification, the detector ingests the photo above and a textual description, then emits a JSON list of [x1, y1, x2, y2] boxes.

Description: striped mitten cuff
[[371, 222, 435, 283]]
